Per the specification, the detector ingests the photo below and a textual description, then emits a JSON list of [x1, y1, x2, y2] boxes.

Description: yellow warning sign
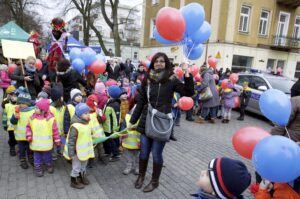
[[216, 51, 221, 59]]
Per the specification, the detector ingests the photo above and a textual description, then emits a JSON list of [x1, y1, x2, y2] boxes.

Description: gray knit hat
[[17, 87, 32, 105]]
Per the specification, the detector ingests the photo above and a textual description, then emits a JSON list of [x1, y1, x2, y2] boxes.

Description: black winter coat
[[130, 74, 194, 134], [56, 68, 86, 102], [106, 64, 121, 80], [291, 79, 300, 97]]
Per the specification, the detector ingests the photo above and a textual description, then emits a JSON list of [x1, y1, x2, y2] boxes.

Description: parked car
[[235, 71, 295, 115]]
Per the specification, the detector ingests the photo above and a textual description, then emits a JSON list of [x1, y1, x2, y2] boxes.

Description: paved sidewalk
[[0, 102, 270, 199]]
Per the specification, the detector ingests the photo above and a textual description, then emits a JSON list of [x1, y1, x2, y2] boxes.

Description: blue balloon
[[72, 58, 85, 73], [180, 3, 205, 35], [153, 28, 176, 45], [190, 21, 212, 44], [80, 50, 97, 66], [253, 136, 300, 183], [259, 89, 291, 126], [184, 44, 203, 60], [69, 48, 81, 60]]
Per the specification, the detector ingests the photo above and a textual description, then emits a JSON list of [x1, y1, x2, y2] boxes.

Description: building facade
[[66, 2, 142, 61], [140, 0, 300, 79]]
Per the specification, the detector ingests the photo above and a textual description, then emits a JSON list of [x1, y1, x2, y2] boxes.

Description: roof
[[0, 21, 29, 42]]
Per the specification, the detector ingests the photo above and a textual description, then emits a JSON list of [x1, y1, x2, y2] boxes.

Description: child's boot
[[9, 146, 16, 156], [79, 172, 90, 185], [35, 165, 44, 177], [20, 158, 28, 169], [28, 154, 34, 166], [46, 163, 54, 174], [71, 177, 84, 189], [123, 162, 132, 175]]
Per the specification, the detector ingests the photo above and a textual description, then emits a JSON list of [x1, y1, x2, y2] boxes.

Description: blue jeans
[[201, 106, 218, 119], [140, 134, 166, 164]]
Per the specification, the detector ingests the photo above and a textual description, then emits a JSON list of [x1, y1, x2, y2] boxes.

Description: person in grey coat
[[196, 67, 220, 123]]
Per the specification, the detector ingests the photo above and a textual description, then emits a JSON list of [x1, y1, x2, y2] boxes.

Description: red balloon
[[8, 64, 17, 74], [208, 57, 217, 69], [156, 7, 186, 42], [89, 60, 106, 74], [232, 127, 270, 160], [178, 96, 194, 111], [194, 73, 202, 82], [188, 65, 199, 77], [234, 96, 240, 108], [229, 73, 239, 84], [221, 79, 229, 89], [35, 59, 42, 71], [175, 67, 184, 79]]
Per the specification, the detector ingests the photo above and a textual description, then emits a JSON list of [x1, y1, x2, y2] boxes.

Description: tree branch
[[100, 0, 113, 29]]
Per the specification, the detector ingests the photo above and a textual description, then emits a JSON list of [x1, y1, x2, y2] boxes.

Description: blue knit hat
[[75, 103, 90, 118], [107, 85, 122, 99], [17, 87, 32, 105], [208, 157, 251, 198]]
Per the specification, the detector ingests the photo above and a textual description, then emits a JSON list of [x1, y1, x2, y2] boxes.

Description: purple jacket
[[0, 70, 11, 88], [222, 89, 240, 108]]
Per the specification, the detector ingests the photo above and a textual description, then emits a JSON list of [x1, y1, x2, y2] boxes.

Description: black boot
[[169, 132, 177, 141], [9, 146, 16, 156], [143, 163, 163, 192], [20, 158, 29, 169], [134, 158, 148, 189], [71, 177, 85, 189], [79, 172, 90, 185], [237, 116, 244, 121]]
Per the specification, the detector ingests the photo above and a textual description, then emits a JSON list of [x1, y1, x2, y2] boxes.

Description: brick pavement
[[0, 88, 270, 199]]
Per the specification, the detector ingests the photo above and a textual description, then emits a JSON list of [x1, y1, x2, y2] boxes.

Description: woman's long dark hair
[[143, 52, 173, 85]]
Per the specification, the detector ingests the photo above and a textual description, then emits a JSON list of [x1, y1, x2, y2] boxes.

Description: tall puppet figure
[[28, 31, 42, 58], [47, 17, 68, 82]]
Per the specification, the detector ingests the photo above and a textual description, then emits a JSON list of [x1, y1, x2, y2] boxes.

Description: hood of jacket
[[71, 114, 89, 125]]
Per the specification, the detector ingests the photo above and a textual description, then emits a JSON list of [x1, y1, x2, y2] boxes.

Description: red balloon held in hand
[[35, 59, 42, 71], [208, 57, 217, 69], [89, 60, 106, 74], [221, 79, 229, 89], [178, 96, 194, 111], [8, 64, 17, 74], [194, 73, 202, 82], [175, 67, 184, 79], [156, 7, 186, 42], [229, 73, 239, 84], [232, 127, 270, 160], [188, 65, 199, 77]]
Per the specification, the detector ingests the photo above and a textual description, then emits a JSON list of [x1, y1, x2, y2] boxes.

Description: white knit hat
[[70, 88, 82, 101]]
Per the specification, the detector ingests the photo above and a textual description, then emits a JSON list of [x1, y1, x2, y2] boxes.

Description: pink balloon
[[105, 79, 117, 87], [156, 7, 186, 42], [178, 97, 194, 111], [194, 73, 202, 82], [208, 57, 217, 69], [188, 65, 199, 77], [8, 64, 17, 74], [234, 96, 240, 108], [232, 127, 270, 159], [89, 60, 106, 74], [229, 73, 239, 84], [175, 67, 184, 79]]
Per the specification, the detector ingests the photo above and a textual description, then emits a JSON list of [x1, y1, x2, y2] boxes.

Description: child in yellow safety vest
[[120, 106, 140, 175], [86, 94, 107, 166], [2, 85, 18, 156], [49, 85, 65, 160], [10, 87, 35, 169], [63, 103, 94, 189], [26, 99, 61, 177]]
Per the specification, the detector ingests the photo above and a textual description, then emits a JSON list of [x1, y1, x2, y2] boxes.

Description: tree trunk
[[112, 0, 121, 57], [90, 22, 110, 55], [83, 17, 90, 46]]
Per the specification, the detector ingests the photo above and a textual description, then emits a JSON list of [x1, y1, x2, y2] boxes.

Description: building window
[[239, 5, 251, 33], [152, 0, 159, 5], [258, 10, 270, 36], [149, 18, 156, 38], [277, 60, 285, 69], [134, 52, 138, 59], [267, 59, 275, 70], [232, 55, 253, 72], [295, 62, 300, 78], [293, 16, 300, 39]]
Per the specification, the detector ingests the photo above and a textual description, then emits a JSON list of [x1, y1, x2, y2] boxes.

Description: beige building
[[140, 0, 300, 79]]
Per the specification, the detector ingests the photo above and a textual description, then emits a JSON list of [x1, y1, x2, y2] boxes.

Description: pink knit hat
[[95, 81, 106, 94], [36, 99, 50, 112]]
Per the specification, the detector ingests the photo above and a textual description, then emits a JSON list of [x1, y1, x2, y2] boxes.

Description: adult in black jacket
[[129, 52, 194, 193], [291, 78, 300, 97], [56, 59, 86, 103], [122, 58, 134, 80], [106, 59, 121, 80]]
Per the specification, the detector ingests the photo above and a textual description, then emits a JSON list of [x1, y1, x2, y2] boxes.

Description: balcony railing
[[272, 35, 300, 49], [277, 0, 300, 8]]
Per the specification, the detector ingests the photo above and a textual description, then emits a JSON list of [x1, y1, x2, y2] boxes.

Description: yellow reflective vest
[[89, 112, 105, 140], [5, 103, 16, 131], [67, 104, 75, 119], [14, 109, 35, 141], [122, 114, 140, 150], [63, 123, 95, 161], [50, 106, 65, 135], [29, 118, 54, 151]]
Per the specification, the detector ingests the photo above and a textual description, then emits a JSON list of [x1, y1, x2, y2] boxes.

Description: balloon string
[[187, 42, 195, 60], [285, 126, 291, 139]]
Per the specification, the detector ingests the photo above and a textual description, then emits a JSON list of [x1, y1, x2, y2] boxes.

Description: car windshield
[[266, 78, 295, 94]]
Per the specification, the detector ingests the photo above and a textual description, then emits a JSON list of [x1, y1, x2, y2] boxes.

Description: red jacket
[[255, 183, 300, 199]]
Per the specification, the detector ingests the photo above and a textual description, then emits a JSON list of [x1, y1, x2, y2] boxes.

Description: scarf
[[149, 69, 167, 83], [25, 64, 36, 76]]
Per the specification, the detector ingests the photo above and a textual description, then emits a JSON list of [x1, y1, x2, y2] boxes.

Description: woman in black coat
[[56, 59, 86, 103], [129, 52, 194, 192]]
